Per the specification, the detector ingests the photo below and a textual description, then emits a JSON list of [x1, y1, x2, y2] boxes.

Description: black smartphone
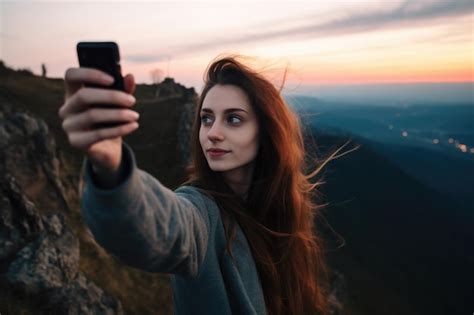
[[76, 41, 128, 128], [77, 41, 125, 91]]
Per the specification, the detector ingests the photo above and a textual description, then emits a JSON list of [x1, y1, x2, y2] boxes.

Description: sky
[[1, 0, 473, 102]]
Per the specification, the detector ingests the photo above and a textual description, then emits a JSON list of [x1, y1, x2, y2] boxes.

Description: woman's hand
[[58, 67, 139, 174]]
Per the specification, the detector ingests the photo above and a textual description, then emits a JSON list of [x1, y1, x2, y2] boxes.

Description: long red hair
[[182, 55, 350, 314]]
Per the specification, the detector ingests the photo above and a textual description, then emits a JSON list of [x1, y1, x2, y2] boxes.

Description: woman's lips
[[207, 150, 230, 157]]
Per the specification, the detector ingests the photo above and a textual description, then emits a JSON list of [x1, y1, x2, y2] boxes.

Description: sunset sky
[[1, 0, 473, 98]]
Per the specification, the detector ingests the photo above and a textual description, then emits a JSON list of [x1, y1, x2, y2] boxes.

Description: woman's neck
[[222, 161, 255, 200]]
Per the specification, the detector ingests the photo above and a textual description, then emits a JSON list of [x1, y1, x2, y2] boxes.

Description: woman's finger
[[68, 121, 139, 151], [59, 87, 136, 119], [123, 73, 136, 95], [64, 67, 114, 98], [62, 108, 139, 132]]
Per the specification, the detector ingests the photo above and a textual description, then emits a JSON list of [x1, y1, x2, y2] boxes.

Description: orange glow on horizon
[[299, 69, 473, 85], [124, 57, 473, 86]]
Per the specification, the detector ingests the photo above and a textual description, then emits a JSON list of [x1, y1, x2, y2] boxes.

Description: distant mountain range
[[288, 95, 473, 314], [288, 95, 474, 211], [302, 130, 473, 315], [284, 82, 473, 106]]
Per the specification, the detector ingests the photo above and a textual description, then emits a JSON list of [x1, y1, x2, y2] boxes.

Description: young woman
[[59, 55, 343, 314]]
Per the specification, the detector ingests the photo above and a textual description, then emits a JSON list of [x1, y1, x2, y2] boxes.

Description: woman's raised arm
[[81, 141, 210, 278]]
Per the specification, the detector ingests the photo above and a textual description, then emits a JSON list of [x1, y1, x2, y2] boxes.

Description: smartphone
[[77, 41, 125, 91], [76, 41, 128, 128]]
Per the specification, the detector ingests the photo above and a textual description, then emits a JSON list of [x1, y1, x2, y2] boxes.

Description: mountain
[[0, 61, 194, 314], [290, 94, 474, 313], [368, 139, 474, 212], [309, 130, 474, 315], [288, 95, 474, 211]]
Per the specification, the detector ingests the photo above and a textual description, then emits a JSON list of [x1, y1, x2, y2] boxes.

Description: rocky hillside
[[0, 103, 124, 313], [0, 62, 198, 314]]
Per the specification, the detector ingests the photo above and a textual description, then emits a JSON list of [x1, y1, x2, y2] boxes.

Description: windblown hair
[[182, 55, 349, 315]]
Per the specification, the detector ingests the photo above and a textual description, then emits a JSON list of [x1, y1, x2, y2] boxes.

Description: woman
[[59, 55, 343, 314]]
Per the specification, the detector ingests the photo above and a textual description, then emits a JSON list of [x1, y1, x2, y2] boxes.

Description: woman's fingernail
[[127, 95, 136, 103], [103, 75, 114, 83]]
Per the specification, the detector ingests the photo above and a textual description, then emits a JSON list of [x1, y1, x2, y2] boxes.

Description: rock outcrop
[[155, 77, 195, 101], [177, 101, 196, 166], [0, 101, 123, 314]]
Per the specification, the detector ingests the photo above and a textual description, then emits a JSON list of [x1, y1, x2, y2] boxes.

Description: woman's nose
[[207, 122, 224, 141]]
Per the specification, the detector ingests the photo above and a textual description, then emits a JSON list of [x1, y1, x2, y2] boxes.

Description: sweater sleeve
[[80, 141, 210, 278]]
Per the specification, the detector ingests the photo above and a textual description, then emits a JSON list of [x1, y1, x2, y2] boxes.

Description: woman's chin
[[209, 164, 231, 172]]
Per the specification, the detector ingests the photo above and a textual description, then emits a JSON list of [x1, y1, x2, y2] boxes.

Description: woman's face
[[199, 84, 259, 182]]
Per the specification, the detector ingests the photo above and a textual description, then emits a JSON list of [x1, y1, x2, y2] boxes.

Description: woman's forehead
[[202, 85, 252, 113]]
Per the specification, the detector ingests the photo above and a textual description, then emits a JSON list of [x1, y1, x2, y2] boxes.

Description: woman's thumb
[[123, 74, 136, 95]]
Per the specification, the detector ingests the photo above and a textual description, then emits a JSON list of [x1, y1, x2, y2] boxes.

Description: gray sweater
[[80, 141, 267, 314]]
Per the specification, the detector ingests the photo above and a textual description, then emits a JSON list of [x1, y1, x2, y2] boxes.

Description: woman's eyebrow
[[201, 108, 248, 114]]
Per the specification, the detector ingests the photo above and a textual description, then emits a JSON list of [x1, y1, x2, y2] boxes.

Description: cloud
[[0, 32, 18, 39], [310, 0, 473, 33], [126, 0, 473, 63], [126, 54, 172, 63]]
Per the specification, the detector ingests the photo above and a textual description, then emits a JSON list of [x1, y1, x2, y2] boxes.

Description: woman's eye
[[228, 115, 242, 124], [201, 116, 212, 125], [201, 115, 242, 126]]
